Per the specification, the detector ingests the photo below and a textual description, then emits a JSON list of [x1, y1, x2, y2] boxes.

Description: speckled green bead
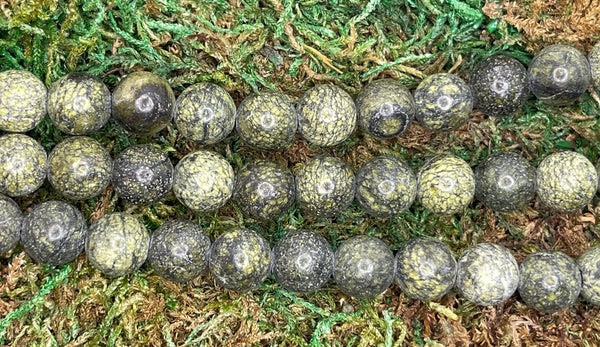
[[148, 219, 211, 283], [519, 250, 581, 313], [208, 227, 271, 291], [355, 79, 415, 139], [174, 83, 235, 144], [297, 84, 357, 147], [112, 144, 173, 205], [414, 73, 473, 131], [295, 155, 355, 218], [272, 230, 334, 293], [578, 246, 600, 306], [112, 71, 175, 135], [474, 151, 536, 212], [528, 44, 591, 105], [48, 136, 112, 200], [173, 150, 234, 213], [456, 243, 519, 306], [21, 200, 86, 265], [333, 235, 394, 299], [0, 134, 47, 197], [0, 194, 22, 255], [85, 212, 150, 277], [232, 159, 295, 221], [395, 238, 456, 301], [0, 70, 47, 132], [236, 91, 297, 150], [590, 42, 600, 91], [356, 156, 417, 218], [416, 154, 475, 215], [536, 151, 597, 212], [47, 72, 111, 135], [469, 55, 529, 117]]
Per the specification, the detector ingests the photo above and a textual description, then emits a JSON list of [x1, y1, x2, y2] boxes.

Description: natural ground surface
[[1, 0, 600, 345]]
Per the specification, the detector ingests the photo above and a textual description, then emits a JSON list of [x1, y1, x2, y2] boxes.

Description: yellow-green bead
[[0, 194, 22, 255], [0, 70, 47, 133], [0, 134, 47, 197], [578, 246, 600, 306]]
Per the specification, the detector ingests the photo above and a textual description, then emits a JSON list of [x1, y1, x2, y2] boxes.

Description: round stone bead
[[174, 82, 235, 144], [208, 227, 271, 291], [355, 156, 417, 218], [469, 55, 529, 117], [590, 42, 600, 91], [395, 237, 456, 301], [48, 136, 112, 200], [112, 144, 173, 205], [578, 246, 600, 306], [112, 71, 175, 135], [355, 79, 415, 139], [272, 230, 334, 292], [414, 73, 473, 131], [474, 151, 536, 212], [232, 159, 295, 221], [148, 219, 211, 283], [85, 212, 150, 277], [172, 150, 234, 213], [333, 235, 395, 299], [297, 84, 357, 146], [295, 155, 355, 218], [416, 154, 475, 215], [21, 200, 86, 265], [0, 194, 22, 255], [456, 243, 519, 306], [519, 250, 582, 313], [47, 72, 111, 135], [535, 151, 597, 212], [528, 44, 591, 105], [0, 134, 47, 197], [0, 70, 47, 133], [236, 91, 297, 150]]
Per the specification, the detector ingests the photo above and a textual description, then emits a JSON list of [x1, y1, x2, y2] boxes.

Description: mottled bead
[[295, 155, 355, 218], [456, 243, 519, 306], [578, 246, 600, 306], [519, 250, 581, 313], [48, 136, 112, 200], [297, 84, 357, 146], [208, 227, 271, 291], [112, 71, 175, 135], [416, 154, 475, 215], [85, 212, 150, 277], [414, 73, 473, 131], [0, 134, 47, 197], [112, 144, 173, 205], [174, 83, 235, 144], [148, 219, 211, 283], [590, 42, 600, 91], [395, 238, 456, 301], [272, 230, 334, 292], [469, 55, 529, 117], [236, 91, 297, 150], [232, 159, 295, 221], [47, 72, 111, 135], [20, 200, 86, 265], [0, 194, 22, 255], [355, 156, 417, 218], [474, 151, 536, 212], [355, 79, 415, 139], [172, 150, 234, 213], [528, 44, 591, 105], [333, 235, 394, 299], [536, 151, 597, 212], [0, 70, 47, 132]]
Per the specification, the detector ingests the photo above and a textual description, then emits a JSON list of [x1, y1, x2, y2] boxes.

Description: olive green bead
[[0, 134, 47, 197], [174, 83, 235, 144], [590, 42, 600, 91], [417, 154, 475, 215], [578, 246, 600, 306], [536, 151, 597, 212], [48, 136, 112, 200], [236, 91, 297, 150], [0, 70, 47, 133], [47, 72, 111, 135], [0, 194, 22, 255]]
